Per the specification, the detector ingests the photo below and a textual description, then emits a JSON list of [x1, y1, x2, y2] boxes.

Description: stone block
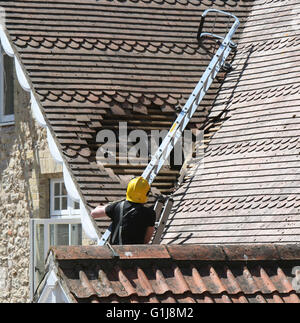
[[0, 267, 8, 289], [40, 157, 62, 175]]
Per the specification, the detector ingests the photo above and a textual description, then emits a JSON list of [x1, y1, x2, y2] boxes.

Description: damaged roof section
[[36, 244, 300, 303], [0, 0, 252, 214]]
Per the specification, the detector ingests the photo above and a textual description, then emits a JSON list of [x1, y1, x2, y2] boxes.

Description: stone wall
[[0, 55, 96, 301], [0, 55, 66, 300], [0, 91, 94, 302], [0, 86, 38, 302]]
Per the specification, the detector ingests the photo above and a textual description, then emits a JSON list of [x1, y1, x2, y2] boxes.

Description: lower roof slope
[[36, 244, 300, 303], [163, 0, 300, 244]]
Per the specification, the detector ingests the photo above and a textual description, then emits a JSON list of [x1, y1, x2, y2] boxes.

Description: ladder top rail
[[143, 11, 239, 185], [197, 9, 240, 44], [202, 8, 239, 23]]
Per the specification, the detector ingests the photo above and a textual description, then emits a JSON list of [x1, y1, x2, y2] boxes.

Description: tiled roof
[[162, 0, 300, 244], [0, 0, 252, 214], [41, 244, 300, 303]]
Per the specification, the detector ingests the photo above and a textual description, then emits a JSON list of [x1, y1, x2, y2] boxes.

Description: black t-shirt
[[105, 200, 156, 245]]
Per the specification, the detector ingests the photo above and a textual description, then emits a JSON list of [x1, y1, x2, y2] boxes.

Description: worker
[[91, 176, 156, 245]]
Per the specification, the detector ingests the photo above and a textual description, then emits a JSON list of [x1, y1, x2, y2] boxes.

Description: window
[[49, 179, 82, 246], [30, 218, 82, 298], [30, 179, 82, 298], [49, 179, 81, 250], [0, 47, 15, 124], [50, 179, 80, 216]]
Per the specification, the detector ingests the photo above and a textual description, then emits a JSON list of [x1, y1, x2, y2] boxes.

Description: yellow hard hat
[[126, 176, 150, 204]]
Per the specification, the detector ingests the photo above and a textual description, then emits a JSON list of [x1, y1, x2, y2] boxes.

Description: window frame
[[0, 47, 15, 124], [50, 178, 80, 217], [30, 179, 82, 299], [30, 218, 82, 300]]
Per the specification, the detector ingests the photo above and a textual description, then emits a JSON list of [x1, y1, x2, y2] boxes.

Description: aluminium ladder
[[98, 9, 240, 246]]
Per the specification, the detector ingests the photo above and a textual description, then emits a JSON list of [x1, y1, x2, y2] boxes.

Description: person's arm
[[91, 205, 107, 219], [144, 226, 155, 244]]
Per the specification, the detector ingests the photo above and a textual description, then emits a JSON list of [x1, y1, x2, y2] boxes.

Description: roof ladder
[[151, 195, 174, 244], [98, 9, 239, 246]]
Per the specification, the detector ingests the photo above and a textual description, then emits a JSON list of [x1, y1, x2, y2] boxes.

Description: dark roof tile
[[1, 1, 268, 226]]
